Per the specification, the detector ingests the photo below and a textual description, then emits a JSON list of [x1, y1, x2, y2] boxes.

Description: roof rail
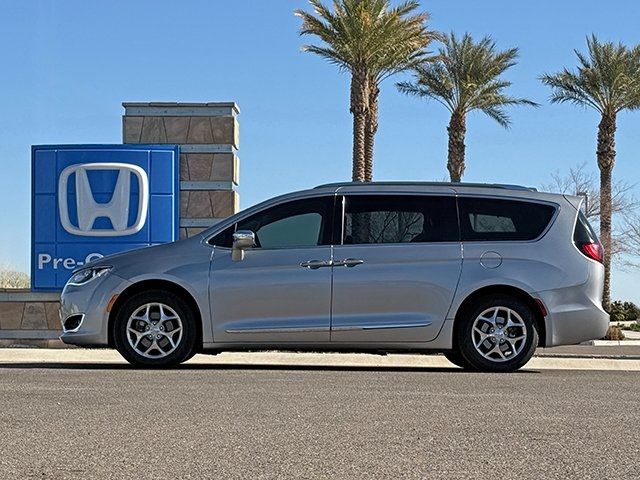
[[313, 181, 537, 192]]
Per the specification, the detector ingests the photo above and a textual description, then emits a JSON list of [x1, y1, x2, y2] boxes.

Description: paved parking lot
[[1, 360, 638, 479]]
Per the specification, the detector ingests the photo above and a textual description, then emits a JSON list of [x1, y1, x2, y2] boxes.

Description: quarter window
[[342, 195, 458, 244], [459, 197, 556, 241]]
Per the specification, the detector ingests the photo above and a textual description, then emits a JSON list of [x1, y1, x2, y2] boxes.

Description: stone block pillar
[[122, 102, 240, 238]]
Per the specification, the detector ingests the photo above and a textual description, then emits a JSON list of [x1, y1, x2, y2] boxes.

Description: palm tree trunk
[[350, 67, 368, 182], [597, 111, 616, 312], [447, 110, 466, 182], [364, 83, 379, 182]]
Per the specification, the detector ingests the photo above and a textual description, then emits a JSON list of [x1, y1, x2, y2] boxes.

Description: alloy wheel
[[471, 306, 527, 363], [126, 303, 184, 359]]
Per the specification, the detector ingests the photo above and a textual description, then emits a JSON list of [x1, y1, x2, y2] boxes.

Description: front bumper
[[59, 272, 132, 347]]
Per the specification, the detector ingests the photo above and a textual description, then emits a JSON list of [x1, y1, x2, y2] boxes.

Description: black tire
[[456, 294, 539, 373], [113, 289, 197, 368], [183, 350, 199, 362], [443, 349, 476, 370]]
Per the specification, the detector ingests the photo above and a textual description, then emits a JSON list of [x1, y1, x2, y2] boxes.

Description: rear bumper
[[537, 289, 609, 347]]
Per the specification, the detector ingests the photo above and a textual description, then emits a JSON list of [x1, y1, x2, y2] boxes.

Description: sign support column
[[122, 102, 240, 238]]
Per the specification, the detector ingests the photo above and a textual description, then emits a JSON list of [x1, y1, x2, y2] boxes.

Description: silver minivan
[[59, 182, 609, 372]]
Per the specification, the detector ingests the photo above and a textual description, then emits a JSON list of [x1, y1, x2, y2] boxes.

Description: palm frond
[[397, 31, 534, 123], [541, 35, 640, 114], [296, 0, 436, 82], [479, 106, 511, 128]]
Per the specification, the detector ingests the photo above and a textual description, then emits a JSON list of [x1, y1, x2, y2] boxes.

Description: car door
[[330, 193, 462, 343], [208, 195, 335, 343]]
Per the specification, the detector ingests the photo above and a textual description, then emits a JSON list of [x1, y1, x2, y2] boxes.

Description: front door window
[[209, 196, 332, 249]]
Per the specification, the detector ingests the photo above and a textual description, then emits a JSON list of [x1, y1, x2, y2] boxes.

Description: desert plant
[[296, 0, 434, 181], [604, 325, 625, 340], [398, 32, 537, 181], [541, 35, 640, 311]]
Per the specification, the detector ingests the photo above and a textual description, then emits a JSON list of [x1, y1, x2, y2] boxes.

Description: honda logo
[[58, 163, 149, 237]]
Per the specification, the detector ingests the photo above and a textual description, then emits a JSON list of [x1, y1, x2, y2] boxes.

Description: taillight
[[574, 211, 603, 263], [577, 242, 604, 263]]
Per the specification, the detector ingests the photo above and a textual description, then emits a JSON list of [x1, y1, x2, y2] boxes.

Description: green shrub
[[609, 305, 627, 323], [622, 301, 640, 321], [610, 300, 640, 322]]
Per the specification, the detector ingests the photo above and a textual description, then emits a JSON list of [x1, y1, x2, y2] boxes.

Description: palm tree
[[541, 35, 640, 311], [363, 8, 437, 181], [397, 32, 537, 182], [296, 0, 433, 181]]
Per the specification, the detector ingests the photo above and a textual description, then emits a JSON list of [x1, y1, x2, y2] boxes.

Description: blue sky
[[1, 0, 639, 302]]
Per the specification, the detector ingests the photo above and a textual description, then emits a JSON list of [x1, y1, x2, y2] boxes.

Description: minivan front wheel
[[443, 349, 475, 370], [113, 290, 197, 367], [457, 295, 538, 372]]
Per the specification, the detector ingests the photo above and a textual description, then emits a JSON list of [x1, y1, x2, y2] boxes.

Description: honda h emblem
[[58, 163, 149, 237]]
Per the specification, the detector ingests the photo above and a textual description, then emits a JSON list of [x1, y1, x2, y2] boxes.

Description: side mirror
[[231, 230, 256, 261]]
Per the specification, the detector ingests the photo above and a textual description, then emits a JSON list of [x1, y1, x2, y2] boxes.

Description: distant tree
[[296, 0, 434, 181], [398, 32, 537, 182], [0, 267, 30, 289], [621, 213, 640, 266], [541, 35, 640, 311], [542, 163, 638, 220], [542, 163, 640, 263]]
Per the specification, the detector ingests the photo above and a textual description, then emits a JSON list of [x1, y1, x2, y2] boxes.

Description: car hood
[[84, 235, 206, 273]]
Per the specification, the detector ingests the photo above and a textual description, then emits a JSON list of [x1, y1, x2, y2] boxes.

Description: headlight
[[67, 266, 112, 287]]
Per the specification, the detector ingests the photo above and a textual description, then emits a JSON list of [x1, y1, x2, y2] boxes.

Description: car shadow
[[0, 361, 541, 374]]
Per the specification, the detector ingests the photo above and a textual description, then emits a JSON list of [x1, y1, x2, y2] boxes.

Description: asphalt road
[[0, 364, 638, 479]]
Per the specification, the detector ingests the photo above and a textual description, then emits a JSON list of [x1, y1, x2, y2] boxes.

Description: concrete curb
[[535, 352, 640, 360], [584, 339, 640, 346], [1, 349, 640, 371]]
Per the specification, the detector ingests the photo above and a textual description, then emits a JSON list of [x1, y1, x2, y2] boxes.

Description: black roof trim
[[314, 181, 537, 192]]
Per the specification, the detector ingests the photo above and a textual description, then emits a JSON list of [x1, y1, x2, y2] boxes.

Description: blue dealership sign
[[31, 145, 180, 290]]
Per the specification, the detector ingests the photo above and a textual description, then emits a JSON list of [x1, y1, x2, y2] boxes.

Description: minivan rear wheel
[[113, 290, 197, 368], [456, 294, 538, 372]]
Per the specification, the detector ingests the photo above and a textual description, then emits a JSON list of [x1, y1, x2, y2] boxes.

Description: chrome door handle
[[300, 259, 332, 269], [335, 258, 364, 268]]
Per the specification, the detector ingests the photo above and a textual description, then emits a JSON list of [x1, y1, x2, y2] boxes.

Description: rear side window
[[343, 195, 458, 244], [459, 197, 556, 241], [574, 210, 599, 244]]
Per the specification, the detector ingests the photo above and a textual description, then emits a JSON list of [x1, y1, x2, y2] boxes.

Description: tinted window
[[459, 197, 556, 241], [209, 225, 234, 247], [574, 210, 599, 245], [343, 195, 458, 244], [209, 197, 333, 249], [254, 212, 323, 248]]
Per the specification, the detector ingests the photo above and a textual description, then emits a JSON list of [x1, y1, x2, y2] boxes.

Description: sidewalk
[[1, 348, 640, 371], [537, 344, 640, 359]]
